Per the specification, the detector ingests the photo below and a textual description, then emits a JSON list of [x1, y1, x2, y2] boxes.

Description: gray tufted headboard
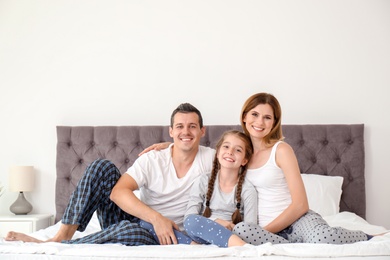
[[55, 124, 365, 223]]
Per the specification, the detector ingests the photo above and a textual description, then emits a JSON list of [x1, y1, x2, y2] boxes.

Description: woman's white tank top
[[245, 141, 291, 227]]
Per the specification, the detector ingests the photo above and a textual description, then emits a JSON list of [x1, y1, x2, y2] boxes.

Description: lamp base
[[10, 192, 33, 215]]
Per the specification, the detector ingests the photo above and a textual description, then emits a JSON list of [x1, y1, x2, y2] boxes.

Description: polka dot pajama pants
[[184, 215, 235, 247], [140, 215, 235, 247], [233, 210, 370, 245]]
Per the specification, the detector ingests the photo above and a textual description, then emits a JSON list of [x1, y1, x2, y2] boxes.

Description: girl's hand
[[215, 219, 235, 231], [138, 142, 171, 156]]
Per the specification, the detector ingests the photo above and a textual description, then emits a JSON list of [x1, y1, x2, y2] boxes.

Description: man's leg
[[139, 220, 192, 245], [42, 159, 125, 242], [7, 159, 137, 243], [63, 159, 136, 230], [61, 159, 155, 245], [63, 220, 157, 246]]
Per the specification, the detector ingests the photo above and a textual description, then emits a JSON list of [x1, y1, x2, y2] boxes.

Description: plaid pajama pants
[[61, 159, 157, 246]]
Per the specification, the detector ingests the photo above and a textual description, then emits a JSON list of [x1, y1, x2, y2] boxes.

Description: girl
[[140, 130, 258, 247], [183, 130, 257, 247]]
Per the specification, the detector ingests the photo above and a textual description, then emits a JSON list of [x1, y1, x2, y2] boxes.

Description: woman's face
[[243, 103, 275, 140]]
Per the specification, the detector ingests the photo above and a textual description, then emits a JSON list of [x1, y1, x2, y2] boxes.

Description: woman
[[232, 92, 371, 244]]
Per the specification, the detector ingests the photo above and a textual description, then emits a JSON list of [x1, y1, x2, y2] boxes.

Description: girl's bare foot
[[5, 231, 43, 243]]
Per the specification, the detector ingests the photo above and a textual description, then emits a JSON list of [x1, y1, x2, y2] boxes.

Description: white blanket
[[1, 212, 390, 259]]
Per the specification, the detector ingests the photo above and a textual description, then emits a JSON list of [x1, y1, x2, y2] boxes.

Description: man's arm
[[110, 174, 179, 245]]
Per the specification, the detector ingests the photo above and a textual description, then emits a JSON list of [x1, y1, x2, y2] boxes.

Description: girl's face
[[217, 134, 249, 170], [243, 103, 275, 140]]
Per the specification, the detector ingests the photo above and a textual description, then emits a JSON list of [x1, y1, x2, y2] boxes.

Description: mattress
[[1, 211, 389, 259]]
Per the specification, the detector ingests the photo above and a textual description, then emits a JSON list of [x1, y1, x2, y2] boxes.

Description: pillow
[[301, 173, 344, 217]]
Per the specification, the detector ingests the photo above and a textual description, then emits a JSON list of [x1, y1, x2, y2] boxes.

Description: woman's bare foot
[[5, 231, 43, 243], [372, 231, 390, 236]]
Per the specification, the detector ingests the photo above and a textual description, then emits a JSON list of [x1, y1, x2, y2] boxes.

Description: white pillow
[[301, 173, 344, 217]]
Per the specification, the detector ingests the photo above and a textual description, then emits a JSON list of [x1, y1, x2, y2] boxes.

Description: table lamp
[[9, 166, 35, 215]]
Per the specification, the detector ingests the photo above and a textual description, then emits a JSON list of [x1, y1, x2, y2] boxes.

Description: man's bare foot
[[5, 224, 79, 243], [5, 231, 43, 243]]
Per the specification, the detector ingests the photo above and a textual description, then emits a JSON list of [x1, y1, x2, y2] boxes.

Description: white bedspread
[[1, 212, 390, 259]]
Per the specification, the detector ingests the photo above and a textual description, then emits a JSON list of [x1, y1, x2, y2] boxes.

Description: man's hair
[[170, 103, 203, 128]]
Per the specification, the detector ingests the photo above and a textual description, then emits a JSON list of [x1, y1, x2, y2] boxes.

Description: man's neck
[[171, 145, 199, 178]]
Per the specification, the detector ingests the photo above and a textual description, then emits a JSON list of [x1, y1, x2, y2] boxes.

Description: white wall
[[0, 0, 389, 229]]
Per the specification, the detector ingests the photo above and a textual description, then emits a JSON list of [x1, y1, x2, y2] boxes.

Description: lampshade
[[9, 166, 35, 192]]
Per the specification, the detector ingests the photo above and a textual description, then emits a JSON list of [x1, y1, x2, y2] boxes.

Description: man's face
[[169, 112, 205, 153]]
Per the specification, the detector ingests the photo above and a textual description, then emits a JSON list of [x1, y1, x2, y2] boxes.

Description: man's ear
[[169, 127, 173, 138], [201, 126, 206, 137]]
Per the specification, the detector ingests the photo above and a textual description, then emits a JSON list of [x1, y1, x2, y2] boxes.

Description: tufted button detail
[[299, 140, 305, 145], [137, 142, 141, 146], [311, 158, 317, 163], [349, 176, 353, 181], [348, 140, 353, 145], [79, 159, 84, 164], [206, 141, 210, 146], [91, 141, 95, 146], [336, 158, 341, 163], [125, 159, 130, 163], [323, 140, 328, 145], [68, 142, 72, 147], [113, 141, 118, 146]]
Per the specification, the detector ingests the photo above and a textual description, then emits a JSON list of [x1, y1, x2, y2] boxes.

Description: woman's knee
[[232, 222, 249, 234]]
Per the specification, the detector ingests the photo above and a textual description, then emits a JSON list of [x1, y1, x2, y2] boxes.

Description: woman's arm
[[138, 142, 171, 156], [263, 142, 309, 233]]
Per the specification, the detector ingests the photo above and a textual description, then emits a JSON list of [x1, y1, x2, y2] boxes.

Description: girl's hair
[[202, 130, 253, 224], [240, 92, 284, 146]]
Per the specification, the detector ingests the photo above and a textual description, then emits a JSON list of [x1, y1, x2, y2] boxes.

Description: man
[[6, 103, 215, 246]]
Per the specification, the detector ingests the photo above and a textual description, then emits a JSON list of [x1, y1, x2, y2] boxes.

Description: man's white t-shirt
[[126, 144, 215, 230]]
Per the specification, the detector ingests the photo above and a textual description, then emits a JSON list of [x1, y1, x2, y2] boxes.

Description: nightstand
[[0, 214, 53, 237]]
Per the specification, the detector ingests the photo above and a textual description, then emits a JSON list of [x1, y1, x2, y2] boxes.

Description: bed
[[1, 124, 389, 259]]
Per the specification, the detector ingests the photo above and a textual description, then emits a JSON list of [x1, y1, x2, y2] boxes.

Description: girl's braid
[[231, 163, 249, 224], [203, 154, 219, 218]]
